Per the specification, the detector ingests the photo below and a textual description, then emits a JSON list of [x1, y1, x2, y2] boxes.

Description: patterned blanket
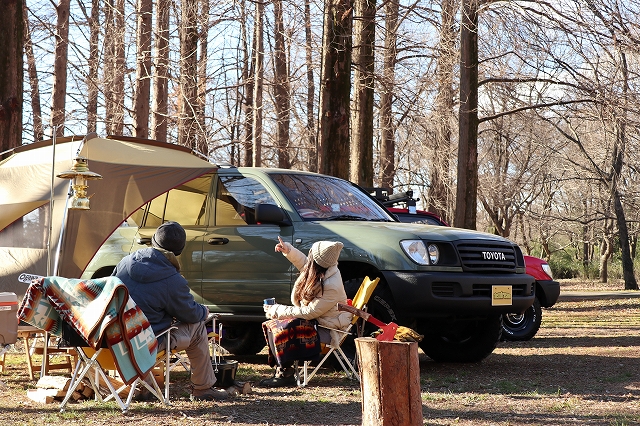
[[262, 318, 320, 367], [18, 276, 158, 384]]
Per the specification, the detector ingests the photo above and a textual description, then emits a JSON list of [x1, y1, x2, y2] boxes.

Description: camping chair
[[295, 276, 380, 386], [59, 325, 176, 413]]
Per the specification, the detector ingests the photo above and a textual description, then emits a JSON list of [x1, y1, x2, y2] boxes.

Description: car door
[[135, 174, 213, 304], [199, 171, 293, 315]]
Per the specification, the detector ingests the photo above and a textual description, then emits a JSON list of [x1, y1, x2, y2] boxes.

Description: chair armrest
[[317, 325, 350, 335], [156, 325, 178, 340]]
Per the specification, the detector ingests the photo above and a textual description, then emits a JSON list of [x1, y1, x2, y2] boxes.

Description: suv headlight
[[401, 240, 441, 265], [541, 263, 553, 279]]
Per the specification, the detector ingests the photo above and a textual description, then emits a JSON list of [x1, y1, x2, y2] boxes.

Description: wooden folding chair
[[296, 276, 380, 386]]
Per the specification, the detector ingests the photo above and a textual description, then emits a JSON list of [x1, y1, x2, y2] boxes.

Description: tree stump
[[355, 337, 422, 426]]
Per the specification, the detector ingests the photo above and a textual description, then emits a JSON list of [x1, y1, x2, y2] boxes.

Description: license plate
[[492, 285, 512, 306]]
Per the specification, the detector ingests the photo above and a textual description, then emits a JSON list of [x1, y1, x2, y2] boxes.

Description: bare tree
[[0, 0, 22, 154], [318, 0, 353, 179], [378, 0, 398, 191], [304, 0, 317, 172], [23, 3, 43, 142], [455, 0, 479, 229], [251, 0, 265, 166], [350, 0, 375, 187], [50, 0, 70, 137], [273, 0, 291, 169], [241, 0, 254, 166], [133, 0, 153, 139], [151, 0, 170, 141], [179, 0, 199, 147], [84, 0, 100, 134], [197, 0, 210, 156], [428, 0, 457, 223]]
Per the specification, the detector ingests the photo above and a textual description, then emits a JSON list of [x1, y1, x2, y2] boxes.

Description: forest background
[[1, 0, 640, 289]]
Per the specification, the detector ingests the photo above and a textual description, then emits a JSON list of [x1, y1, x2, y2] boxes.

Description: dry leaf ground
[[1, 279, 639, 425]]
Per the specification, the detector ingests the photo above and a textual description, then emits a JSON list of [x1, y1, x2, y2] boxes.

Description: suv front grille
[[455, 240, 518, 272]]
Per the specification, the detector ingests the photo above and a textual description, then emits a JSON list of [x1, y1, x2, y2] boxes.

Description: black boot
[[259, 366, 297, 387]]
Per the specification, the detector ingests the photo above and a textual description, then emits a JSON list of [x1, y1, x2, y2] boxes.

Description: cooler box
[[0, 292, 19, 345]]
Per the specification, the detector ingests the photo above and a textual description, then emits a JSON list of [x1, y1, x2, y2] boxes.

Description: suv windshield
[[271, 173, 394, 221]]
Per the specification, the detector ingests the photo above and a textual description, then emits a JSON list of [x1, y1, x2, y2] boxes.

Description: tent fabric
[[0, 136, 217, 295]]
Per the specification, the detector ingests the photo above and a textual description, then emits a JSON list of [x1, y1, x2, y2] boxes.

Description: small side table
[[18, 326, 76, 380]]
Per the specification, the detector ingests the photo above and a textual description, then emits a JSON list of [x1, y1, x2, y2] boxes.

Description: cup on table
[[264, 297, 276, 305]]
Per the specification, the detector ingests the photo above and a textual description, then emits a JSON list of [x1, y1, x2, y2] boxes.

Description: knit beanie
[[310, 241, 344, 268], [152, 221, 186, 256]]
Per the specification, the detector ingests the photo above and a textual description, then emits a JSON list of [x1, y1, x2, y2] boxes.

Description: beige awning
[[0, 135, 216, 295]]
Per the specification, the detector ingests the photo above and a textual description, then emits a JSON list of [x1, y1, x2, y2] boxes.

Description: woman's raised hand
[[275, 236, 290, 254]]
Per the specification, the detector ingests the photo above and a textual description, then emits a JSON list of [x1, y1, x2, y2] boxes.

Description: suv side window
[[215, 175, 276, 225], [139, 174, 213, 226]]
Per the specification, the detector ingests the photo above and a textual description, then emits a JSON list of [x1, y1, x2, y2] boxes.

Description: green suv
[[83, 167, 534, 362]]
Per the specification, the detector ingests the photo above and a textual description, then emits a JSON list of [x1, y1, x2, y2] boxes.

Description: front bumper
[[536, 279, 561, 307], [381, 271, 535, 317]]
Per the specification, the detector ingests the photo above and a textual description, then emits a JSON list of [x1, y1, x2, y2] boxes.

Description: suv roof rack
[[365, 187, 418, 209]]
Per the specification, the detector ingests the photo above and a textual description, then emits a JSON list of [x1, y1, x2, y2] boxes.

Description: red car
[[371, 188, 560, 341]]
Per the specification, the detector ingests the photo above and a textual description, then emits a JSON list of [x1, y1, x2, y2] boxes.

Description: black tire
[[501, 298, 542, 341], [220, 323, 266, 355], [418, 315, 502, 363], [91, 266, 116, 279]]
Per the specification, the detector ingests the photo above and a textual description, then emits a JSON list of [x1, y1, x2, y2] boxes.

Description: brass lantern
[[56, 156, 103, 210]]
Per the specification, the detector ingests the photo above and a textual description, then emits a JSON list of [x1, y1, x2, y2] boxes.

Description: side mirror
[[255, 203, 292, 226]]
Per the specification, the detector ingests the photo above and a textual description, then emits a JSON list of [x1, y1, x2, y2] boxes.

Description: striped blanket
[[18, 276, 157, 384]]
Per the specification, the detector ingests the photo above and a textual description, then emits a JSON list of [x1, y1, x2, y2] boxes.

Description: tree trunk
[[241, 0, 253, 166], [86, 0, 100, 134], [50, 0, 70, 137], [318, 0, 353, 180], [151, 0, 169, 141], [0, 0, 23, 154], [599, 223, 613, 283], [197, 0, 210, 156], [179, 0, 199, 148], [273, 0, 291, 169], [454, 0, 479, 230], [350, 0, 375, 187], [133, 0, 153, 139], [23, 3, 43, 142], [304, 0, 317, 172], [251, 0, 264, 167], [614, 187, 637, 290], [429, 0, 456, 223], [103, 0, 115, 133], [378, 0, 397, 190], [113, 0, 125, 135]]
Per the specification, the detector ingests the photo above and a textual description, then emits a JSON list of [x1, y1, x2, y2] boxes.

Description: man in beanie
[[259, 237, 351, 387], [112, 221, 228, 401]]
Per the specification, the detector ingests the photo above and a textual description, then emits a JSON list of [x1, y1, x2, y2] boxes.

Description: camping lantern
[[56, 156, 102, 210]]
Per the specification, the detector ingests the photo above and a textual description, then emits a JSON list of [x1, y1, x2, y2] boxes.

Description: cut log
[[355, 337, 423, 426]]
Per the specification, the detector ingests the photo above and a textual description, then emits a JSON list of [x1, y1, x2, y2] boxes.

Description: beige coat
[[270, 243, 352, 344]]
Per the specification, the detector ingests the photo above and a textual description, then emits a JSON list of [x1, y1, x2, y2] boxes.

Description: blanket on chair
[[18, 276, 158, 384]]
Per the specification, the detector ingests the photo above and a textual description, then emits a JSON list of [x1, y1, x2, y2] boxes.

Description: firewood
[[81, 385, 94, 399], [227, 381, 252, 395]]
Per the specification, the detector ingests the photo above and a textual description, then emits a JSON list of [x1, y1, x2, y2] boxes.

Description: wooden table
[[17, 326, 76, 380]]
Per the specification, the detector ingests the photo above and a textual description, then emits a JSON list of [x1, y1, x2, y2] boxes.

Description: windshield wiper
[[326, 214, 369, 221]]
